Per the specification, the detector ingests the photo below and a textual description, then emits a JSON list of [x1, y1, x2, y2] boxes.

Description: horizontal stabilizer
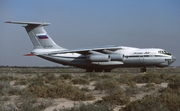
[[5, 20, 63, 49], [5, 21, 50, 26]]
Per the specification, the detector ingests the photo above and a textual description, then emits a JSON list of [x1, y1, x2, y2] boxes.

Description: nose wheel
[[140, 67, 146, 72]]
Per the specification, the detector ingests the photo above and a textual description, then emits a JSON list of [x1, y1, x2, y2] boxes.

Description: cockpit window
[[158, 50, 171, 55]]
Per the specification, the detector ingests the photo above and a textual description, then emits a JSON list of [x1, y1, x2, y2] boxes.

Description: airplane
[[5, 21, 176, 72]]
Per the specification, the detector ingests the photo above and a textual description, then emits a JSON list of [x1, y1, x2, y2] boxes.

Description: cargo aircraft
[[5, 21, 176, 72]]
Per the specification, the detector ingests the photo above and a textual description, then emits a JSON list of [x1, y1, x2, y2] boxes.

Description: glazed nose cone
[[171, 55, 176, 63]]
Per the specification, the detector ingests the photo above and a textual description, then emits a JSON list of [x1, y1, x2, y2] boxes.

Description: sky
[[0, 0, 180, 66]]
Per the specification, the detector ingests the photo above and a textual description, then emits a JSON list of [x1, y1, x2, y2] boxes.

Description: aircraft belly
[[38, 54, 169, 69], [123, 57, 162, 67], [144, 58, 160, 65], [123, 58, 140, 65]]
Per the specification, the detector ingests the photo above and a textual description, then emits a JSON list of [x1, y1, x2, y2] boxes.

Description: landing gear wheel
[[95, 69, 103, 72], [140, 67, 146, 73], [104, 69, 111, 72], [86, 69, 93, 72]]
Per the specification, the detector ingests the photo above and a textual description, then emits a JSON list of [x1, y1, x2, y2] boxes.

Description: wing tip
[[4, 21, 12, 23]]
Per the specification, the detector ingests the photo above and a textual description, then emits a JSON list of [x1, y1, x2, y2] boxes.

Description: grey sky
[[0, 0, 180, 66]]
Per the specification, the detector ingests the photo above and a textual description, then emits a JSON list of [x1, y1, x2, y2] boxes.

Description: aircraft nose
[[171, 55, 176, 63]]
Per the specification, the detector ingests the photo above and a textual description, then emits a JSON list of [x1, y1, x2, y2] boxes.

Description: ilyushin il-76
[[5, 21, 176, 72]]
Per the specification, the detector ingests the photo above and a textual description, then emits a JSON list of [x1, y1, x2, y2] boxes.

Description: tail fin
[[5, 21, 64, 49]]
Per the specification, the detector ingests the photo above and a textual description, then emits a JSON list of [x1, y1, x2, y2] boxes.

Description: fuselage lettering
[[133, 52, 143, 54]]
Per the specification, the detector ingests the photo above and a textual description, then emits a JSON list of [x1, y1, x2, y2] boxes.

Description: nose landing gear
[[140, 67, 146, 73]]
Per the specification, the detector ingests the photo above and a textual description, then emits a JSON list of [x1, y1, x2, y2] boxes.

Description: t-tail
[[5, 21, 65, 55]]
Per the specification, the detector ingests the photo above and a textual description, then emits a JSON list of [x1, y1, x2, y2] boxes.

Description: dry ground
[[0, 66, 180, 111]]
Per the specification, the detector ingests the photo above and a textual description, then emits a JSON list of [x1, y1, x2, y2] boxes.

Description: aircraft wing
[[35, 45, 122, 55]]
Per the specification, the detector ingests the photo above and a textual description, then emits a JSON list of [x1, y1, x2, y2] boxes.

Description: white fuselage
[[36, 46, 176, 70]]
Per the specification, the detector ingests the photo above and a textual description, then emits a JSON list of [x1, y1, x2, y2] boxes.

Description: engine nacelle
[[86, 54, 110, 62], [109, 54, 124, 61]]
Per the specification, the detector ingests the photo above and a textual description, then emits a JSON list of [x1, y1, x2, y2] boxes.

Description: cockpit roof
[[158, 50, 171, 55]]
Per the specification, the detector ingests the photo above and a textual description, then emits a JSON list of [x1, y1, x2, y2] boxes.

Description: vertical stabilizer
[[5, 21, 64, 50]]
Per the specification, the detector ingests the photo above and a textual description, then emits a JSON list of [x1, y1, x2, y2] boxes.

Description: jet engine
[[86, 54, 124, 62], [86, 54, 110, 62], [110, 54, 124, 61]]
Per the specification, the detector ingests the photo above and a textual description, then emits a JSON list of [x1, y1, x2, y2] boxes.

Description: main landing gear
[[140, 67, 146, 73], [86, 69, 111, 72]]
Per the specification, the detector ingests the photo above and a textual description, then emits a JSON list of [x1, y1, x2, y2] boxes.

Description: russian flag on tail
[[36, 34, 48, 39]]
